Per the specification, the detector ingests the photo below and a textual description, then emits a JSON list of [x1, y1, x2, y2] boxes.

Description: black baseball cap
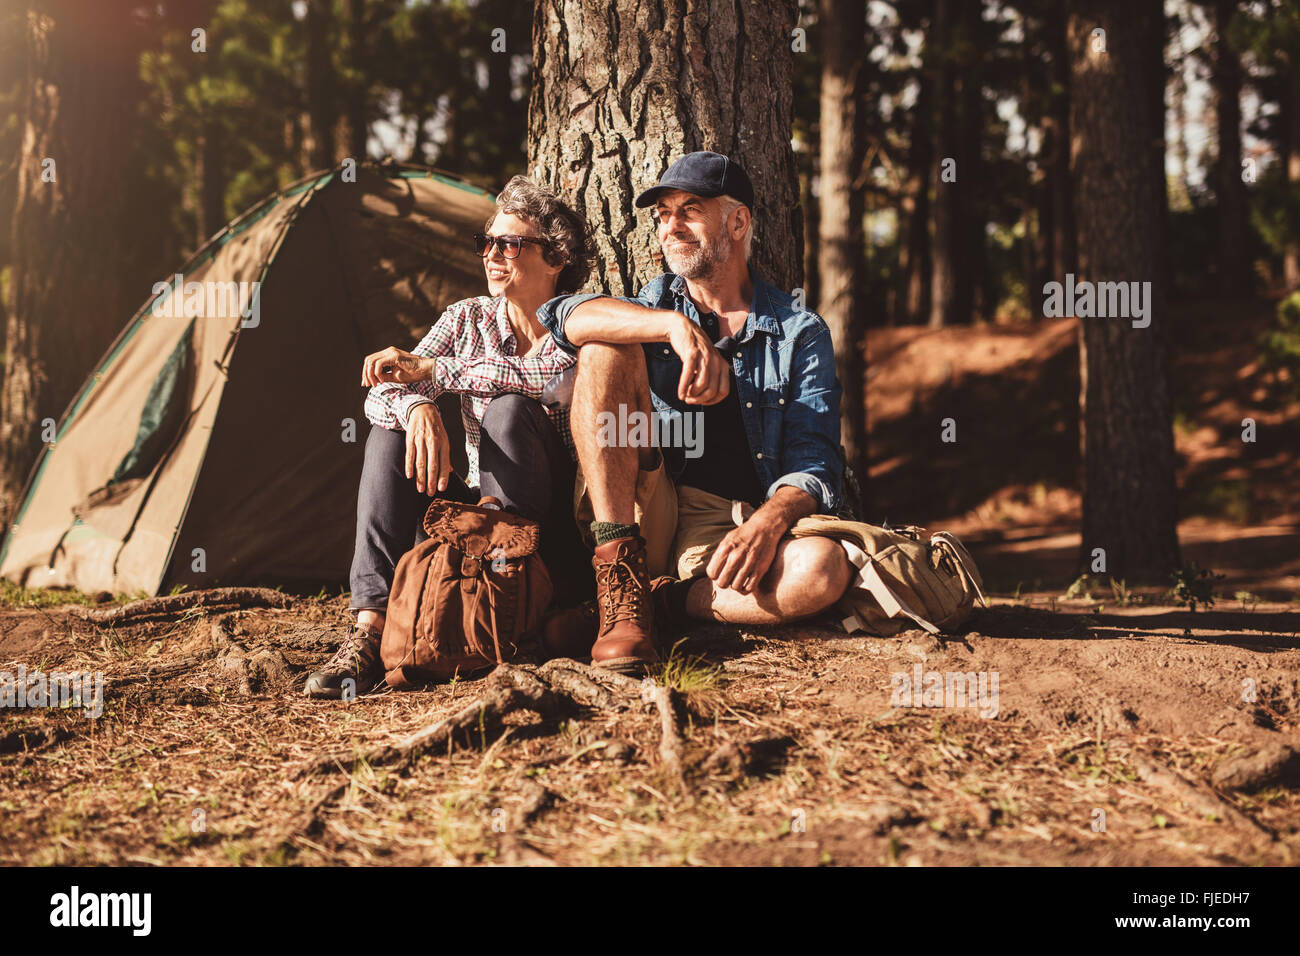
[[634, 150, 755, 211]]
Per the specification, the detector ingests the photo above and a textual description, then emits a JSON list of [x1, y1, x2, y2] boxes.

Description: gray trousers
[[349, 394, 593, 612]]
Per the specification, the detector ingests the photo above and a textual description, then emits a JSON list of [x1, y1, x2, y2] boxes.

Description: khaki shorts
[[574, 459, 755, 580]]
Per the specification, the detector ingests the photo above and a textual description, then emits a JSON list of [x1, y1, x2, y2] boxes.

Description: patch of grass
[[1109, 578, 1140, 607], [1169, 562, 1226, 613], [1063, 573, 1100, 601], [0, 581, 96, 608], [655, 641, 723, 696]]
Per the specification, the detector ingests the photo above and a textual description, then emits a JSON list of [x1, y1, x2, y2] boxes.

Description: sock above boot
[[591, 520, 640, 547]]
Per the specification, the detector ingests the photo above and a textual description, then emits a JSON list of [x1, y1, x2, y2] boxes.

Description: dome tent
[[1, 163, 492, 595]]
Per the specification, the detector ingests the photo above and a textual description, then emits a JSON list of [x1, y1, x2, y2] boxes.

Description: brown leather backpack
[[381, 497, 553, 688]]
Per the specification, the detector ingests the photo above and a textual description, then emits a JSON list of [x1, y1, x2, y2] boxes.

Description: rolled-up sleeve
[[364, 303, 460, 430], [767, 324, 843, 513], [538, 293, 606, 356]]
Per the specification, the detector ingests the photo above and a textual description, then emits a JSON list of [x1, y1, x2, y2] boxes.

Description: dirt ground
[[1, 583, 1297, 867], [2, 303, 1296, 866]]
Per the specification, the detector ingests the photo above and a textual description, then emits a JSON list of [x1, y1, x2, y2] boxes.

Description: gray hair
[[489, 175, 595, 294], [718, 195, 754, 261]]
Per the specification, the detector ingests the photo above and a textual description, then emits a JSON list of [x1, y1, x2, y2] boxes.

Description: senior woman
[[306, 176, 595, 699]]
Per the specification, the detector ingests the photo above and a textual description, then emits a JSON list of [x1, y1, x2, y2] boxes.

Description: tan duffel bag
[[788, 516, 988, 636]]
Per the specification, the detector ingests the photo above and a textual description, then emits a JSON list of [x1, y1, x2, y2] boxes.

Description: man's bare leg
[[571, 342, 657, 524], [684, 537, 853, 625]]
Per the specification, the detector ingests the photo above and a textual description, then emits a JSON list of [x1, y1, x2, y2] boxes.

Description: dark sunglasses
[[474, 233, 549, 259]]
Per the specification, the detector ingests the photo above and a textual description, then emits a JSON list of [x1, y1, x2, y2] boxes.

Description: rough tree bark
[[1213, 0, 1250, 294], [1069, 0, 1181, 582], [1, 0, 143, 524], [527, 0, 803, 295], [817, 0, 867, 481]]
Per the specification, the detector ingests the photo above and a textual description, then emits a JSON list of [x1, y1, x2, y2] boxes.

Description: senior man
[[539, 151, 852, 674]]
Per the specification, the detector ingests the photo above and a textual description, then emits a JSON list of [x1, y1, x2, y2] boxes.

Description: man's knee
[[774, 538, 851, 610]]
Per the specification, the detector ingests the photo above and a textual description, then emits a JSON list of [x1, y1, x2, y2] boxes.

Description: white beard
[[663, 229, 735, 280]]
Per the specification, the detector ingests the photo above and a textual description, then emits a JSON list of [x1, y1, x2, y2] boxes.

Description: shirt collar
[[668, 272, 780, 341], [492, 296, 516, 351]]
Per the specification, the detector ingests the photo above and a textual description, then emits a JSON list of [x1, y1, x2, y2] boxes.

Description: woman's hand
[[362, 346, 433, 386], [405, 403, 452, 494]]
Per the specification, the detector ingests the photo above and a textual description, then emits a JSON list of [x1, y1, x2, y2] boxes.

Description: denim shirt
[[538, 272, 843, 514]]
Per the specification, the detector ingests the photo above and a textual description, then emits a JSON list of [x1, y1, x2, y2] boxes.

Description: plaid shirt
[[365, 295, 576, 489]]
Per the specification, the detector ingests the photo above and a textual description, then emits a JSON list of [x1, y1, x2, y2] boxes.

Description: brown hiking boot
[[304, 622, 384, 699], [590, 536, 657, 674], [538, 601, 600, 661]]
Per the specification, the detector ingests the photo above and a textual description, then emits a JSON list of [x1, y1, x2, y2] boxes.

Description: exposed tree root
[[1129, 753, 1274, 837], [653, 685, 686, 788], [66, 588, 291, 624], [297, 659, 648, 780]]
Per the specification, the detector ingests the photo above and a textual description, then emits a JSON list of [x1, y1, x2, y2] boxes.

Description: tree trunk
[[1046, 0, 1075, 280], [527, 0, 803, 295], [344, 0, 368, 160], [957, 0, 984, 321], [1213, 0, 1250, 294], [1285, 60, 1300, 291], [1170, 34, 1193, 206], [802, 154, 820, 313], [817, 0, 867, 484], [928, 0, 957, 328], [899, 70, 932, 325], [196, 11, 225, 246], [1069, 0, 1181, 583], [196, 118, 226, 245], [305, 0, 335, 169], [1, 0, 143, 524]]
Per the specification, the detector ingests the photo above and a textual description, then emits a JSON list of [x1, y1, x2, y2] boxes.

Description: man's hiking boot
[[304, 622, 384, 699], [539, 601, 600, 661], [590, 536, 657, 674]]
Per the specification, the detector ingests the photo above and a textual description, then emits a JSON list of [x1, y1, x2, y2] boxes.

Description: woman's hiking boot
[[589, 536, 657, 674], [304, 622, 384, 699]]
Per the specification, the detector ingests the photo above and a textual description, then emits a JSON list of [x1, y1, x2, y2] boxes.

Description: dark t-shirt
[[647, 310, 765, 507]]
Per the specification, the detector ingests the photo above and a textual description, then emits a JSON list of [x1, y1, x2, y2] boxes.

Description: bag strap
[[837, 540, 942, 635], [930, 532, 989, 608]]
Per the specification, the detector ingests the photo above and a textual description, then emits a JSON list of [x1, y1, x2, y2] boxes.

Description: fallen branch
[[66, 587, 291, 624]]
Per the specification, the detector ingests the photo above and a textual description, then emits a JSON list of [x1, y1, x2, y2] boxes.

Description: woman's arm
[[362, 304, 463, 429]]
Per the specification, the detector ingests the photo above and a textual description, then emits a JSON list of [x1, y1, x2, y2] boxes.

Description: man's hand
[[705, 512, 784, 594], [667, 314, 730, 405], [405, 403, 451, 494], [362, 346, 433, 387], [705, 487, 819, 594]]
